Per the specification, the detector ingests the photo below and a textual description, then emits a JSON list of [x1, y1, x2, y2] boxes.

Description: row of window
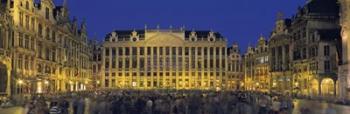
[[105, 57, 226, 70], [105, 72, 226, 77], [105, 47, 226, 56], [293, 45, 331, 60]]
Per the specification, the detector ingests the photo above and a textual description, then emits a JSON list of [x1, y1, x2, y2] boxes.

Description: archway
[[310, 79, 319, 96], [321, 78, 335, 97], [0, 63, 8, 93]]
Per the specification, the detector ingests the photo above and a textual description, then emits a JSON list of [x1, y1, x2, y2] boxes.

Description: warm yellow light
[[69, 81, 73, 85], [18, 80, 24, 85], [256, 82, 260, 86], [37, 82, 43, 93], [44, 80, 49, 85], [85, 80, 88, 84], [295, 82, 299, 87], [272, 82, 277, 87], [96, 81, 100, 84], [240, 82, 244, 86]]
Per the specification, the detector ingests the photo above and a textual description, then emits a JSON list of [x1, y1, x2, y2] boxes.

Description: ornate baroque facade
[[102, 29, 230, 90], [243, 36, 269, 92], [227, 43, 244, 90], [0, 0, 14, 97], [244, 0, 342, 98], [268, 15, 293, 94], [0, 0, 92, 97]]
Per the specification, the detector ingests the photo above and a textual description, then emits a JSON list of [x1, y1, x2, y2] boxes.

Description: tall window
[[45, 7, 50, 20], [25, 15, 29, 29], [140, 47, 144, 56], [46, 28, 50, 40], [105, 48, 109, 56], [18, 33, 23, 47], [19, 12, 23, 26], [324, 60, 330, 72], [26, 1, 29, 9], [324, 45, 330, 56], [111, 48, 116, 56], [118, 47, 123, 56], [25, 35, 29, 49], [38, 24, 43, 37]]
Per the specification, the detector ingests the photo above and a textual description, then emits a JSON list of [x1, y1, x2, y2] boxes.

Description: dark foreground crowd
[[20, 90, 336, 114]]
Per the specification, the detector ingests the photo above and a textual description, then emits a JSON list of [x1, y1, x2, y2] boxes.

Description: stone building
[[268, 14, 293, 94], [92, 40, 102, 89], [289, 0, 341, 97], [227, 42, 244, 90], [0, 0, 14, 97], [102, 28, 229, 90], [339, 0, 350, 100], [243, 36, 269, 92], [0, 0, 92, 96]]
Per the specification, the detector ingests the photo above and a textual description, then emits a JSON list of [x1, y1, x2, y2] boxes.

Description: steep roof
[[305, 0, 339, 15]]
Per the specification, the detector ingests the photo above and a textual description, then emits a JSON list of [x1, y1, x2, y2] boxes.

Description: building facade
[[92, 40, 102, 89], [102, 29, 229, 90], [243, 36, 270, 92], [227, 43, 244, 90], [339, 0, 350, 100], [0, 0, 92, 97], [289, 0, 341, 97], [269, 15, 293, 94], [0, 0, 14, 97]]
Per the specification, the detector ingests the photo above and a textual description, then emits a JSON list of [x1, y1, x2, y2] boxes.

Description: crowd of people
[[19, 90, 302, 114]]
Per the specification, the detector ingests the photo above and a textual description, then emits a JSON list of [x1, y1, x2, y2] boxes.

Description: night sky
[[54, 0, 305, 52]]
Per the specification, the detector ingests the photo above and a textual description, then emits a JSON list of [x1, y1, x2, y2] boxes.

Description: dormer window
[[131, 30, 139, 42], [110, 32, 118, 42], [209, 38, 214, 42], [191, 38, 196, 41], [132, 37, 137, 42], [189, 31, 197, 41], [208, 31, 216, 42]]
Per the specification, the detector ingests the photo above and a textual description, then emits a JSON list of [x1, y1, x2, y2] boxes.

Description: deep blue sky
[[54, 0, 305, 52]]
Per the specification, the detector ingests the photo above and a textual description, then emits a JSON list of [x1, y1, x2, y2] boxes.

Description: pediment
[[145, 33, 184, 46]]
